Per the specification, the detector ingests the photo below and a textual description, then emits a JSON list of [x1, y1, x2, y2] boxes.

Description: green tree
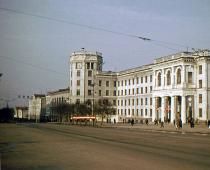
[[0, 107, 14, 123], [94, 99, 115, 125]]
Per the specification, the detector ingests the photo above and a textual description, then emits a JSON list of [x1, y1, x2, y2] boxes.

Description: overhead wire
[[0, 7, 191, 51]]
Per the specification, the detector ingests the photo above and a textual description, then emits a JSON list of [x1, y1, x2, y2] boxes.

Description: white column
[[171, 96, 175, 123], [152, 97, 156, 121], [181, 96, 186, 123], [161, 96, 165, 122], [182, 65, 186, 88]]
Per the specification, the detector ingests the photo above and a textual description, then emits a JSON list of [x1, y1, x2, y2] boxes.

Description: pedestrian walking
[[131, 119, 134, 126], [160, 121, 164, 128], [179, 119, 182, 129]]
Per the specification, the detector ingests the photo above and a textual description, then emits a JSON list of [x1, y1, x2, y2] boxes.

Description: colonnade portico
[[153, 95, 192, 124]]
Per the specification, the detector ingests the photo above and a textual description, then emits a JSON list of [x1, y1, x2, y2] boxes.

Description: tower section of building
[[69, 49, 103, 103]]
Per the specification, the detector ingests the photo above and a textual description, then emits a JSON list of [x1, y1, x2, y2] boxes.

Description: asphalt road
[[1, 123, 210, 170]]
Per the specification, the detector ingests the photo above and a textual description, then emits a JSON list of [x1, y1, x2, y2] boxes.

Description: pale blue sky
[[0, 0, 210, 107]]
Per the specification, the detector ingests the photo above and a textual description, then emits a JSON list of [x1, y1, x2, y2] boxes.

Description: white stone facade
[[69, 49, 210, 123], [28, 94, 45, 121]]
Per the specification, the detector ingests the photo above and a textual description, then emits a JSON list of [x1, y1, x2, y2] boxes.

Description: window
[[132, 99, 134, 106], [145, 76, 147, 83], [137, 77, 139, 84], [77, 70, 80, 77], [125, 89, 127, 95], [121, 100, 123, 106], [128, 109, 130, 116], [76, 89, 80, 96], [114, 81, 116, 87], [150, 86, 152, 92], [132, 109, 134, 116], [118, 81, 120, 86], [199, 80, 202, 88], [86, 63, 90, 69], [145, 109, 147, 116], [118, 100, 120, 106], [132, 79, 135, 85], [121, 80, 123, 86], [129, 79, 130, 85], [121, 90, 123, 96], [157, 72, 161, 86], [118, 90, 120, 96], [136, 98, 139, 105], [150, 98, 152, 105], [145, 87, 148, 93], [166, 71, 171, 85], [199, 94, 202, 103], [106, 81, 109, 87], [88, 70, 92, 77], [99, 80, 102, 86], [121, 109, 123, 115], [150, 109, 152, 117], [141, 87, 143, 94], [132, 88, 135, 95], [88, 90, 92, 96], [145, 98, 148, 105], [128, 99, 130, 106], [113, 100, 116, 106], [137, 88, 139, 94], [141, 98, 143, 105], [77, 80, 80, 86], [125, 80, 127, 86], [125, 109, 127, 116], [177, 69, 181, 84], [141, 109, 143, 116], [199, 65, 202, 74], [188, 72, 192, 84], [136, 109, 139, 116], [113, 90, 116, 96], [99, 90, 102, 96], [199, 108, 202, 117], [125, 100, 127, 106], [141, 77, 143, 83], [91, 63, 94, 69], [150, 75, 152, 82], [129, 89, 131, 95], [106, 90, 109, 96], [88, 80, 92, 86]]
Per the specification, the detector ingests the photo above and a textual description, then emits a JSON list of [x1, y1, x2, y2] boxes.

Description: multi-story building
[[46, 88, 70, 121], [28, 94, 46, 122], [69, 49, 210, 124]]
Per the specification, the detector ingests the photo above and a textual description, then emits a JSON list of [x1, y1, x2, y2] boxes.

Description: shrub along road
[[1, 123, 210, 170]]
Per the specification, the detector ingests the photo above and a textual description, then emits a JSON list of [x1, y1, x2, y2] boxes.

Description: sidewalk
[[100, 123, 210, 135]]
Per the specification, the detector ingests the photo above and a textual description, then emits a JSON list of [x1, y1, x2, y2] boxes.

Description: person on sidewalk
[[160, 121, 164, 128]]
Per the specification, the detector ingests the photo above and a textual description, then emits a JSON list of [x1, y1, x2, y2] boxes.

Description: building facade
[[69, 49, 210, 124], [46, 88, 70, 121], [28, 94, 46, 122]]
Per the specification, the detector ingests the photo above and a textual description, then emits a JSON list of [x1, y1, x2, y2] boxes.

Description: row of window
[[118, 86, 152, 96], [118, 97, 152, 106], [118, 75, 152, 87], [156, 65, 203, 87], [118, 108, 152, 117]]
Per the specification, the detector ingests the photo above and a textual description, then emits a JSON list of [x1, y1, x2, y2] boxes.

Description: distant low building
[[14, 106, 28, 119], [46, 88, 70, 121], [28, 94, 46, 122]]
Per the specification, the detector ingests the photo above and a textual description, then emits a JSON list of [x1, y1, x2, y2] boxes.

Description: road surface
[[0, 123, 210, 170]]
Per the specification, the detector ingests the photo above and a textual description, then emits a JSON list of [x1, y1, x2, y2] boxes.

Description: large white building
[[69, 49, 210, 124]]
